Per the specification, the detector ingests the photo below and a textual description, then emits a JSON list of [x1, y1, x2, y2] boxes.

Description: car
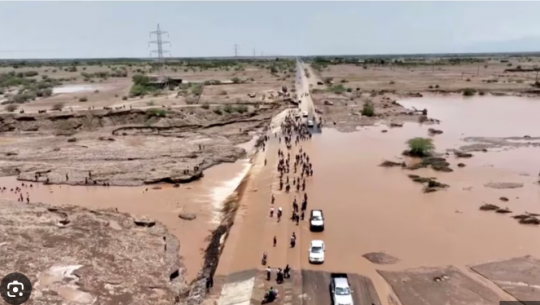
[[307, 120, 314, 127], [302, 111, 308, 118], [330, 273, 354, 305], [310, 209, 324, 231], [308, 240, 325, 264], [295, 111, 301, 119]]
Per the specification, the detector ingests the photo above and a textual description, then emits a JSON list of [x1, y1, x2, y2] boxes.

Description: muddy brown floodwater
[[0, 158, 251, 282], [296, 95, 540, 304]]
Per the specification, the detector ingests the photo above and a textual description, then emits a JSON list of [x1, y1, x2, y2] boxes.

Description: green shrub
[[145, 108, 168, 117], [462, 88, 476, 96], [79, 96, 88, 102], [361, 102, 375, 117], [51, 102, 64, 111], [191, 84, 203, 96], [201, 103, 210, 109], [406, 137, 435, 157], [223, 104, 233, 113], [213, 108, 223, 115], [234, 105, 248, 113], [328, 84, 346, 94]]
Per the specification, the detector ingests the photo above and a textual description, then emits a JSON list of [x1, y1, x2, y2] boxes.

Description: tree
[[406, 137, 435, 157], [132, 75, 150, 86]]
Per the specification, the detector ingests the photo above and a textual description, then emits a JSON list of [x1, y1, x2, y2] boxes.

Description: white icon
[[7, 280, 24, 297]]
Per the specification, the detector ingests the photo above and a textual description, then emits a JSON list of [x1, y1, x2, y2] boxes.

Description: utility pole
[[253, 48, 256, 58], [149, 24, 171, 80], [234, 44, 239, 58]]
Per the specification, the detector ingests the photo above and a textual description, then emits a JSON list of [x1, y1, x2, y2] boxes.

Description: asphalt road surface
[[301, 270, 382, 305]]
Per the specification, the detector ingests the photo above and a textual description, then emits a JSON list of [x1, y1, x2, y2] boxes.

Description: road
[[212, 60, 382, 305], [293, 59, 383, 305], [295, 59, 320, 131]]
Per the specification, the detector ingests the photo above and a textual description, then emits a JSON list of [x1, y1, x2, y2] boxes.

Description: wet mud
[[378, 266, 501, 305], [471, 256, 540, 302]]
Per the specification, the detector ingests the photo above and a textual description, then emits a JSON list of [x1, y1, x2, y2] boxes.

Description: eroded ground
[[0, 105, 282, 186], [0, 199, 184, 305]]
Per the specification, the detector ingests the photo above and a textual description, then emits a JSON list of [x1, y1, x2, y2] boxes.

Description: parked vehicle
[[307, 120, 314, 127], [308, 240, 325, 264], [310, 209, 324, 231], [330, 273, 354, 305]]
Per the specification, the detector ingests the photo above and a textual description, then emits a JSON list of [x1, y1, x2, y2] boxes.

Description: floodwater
[[295, 95, 540, 302], [0, 158, 252, 281]]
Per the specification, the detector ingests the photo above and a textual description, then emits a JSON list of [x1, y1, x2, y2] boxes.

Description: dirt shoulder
[[0, 199, 184, 305], [0, 104, 287, 186]]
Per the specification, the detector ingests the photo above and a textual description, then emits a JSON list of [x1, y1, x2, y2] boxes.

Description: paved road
[[295, 59, 320, 132], [302, 271, 382, 305]]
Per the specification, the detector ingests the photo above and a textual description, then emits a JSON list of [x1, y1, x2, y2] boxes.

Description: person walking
[[273, 236, 277, 247], [266, 266, 272, 281]]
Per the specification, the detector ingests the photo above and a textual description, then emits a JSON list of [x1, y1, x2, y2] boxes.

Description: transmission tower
[[149, 24, 171, 80], [234, 44, 239, 58]]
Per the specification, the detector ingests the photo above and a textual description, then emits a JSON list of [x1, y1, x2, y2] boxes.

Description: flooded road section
[[298, 96, 540, 303], [0, 158, 251, 281]]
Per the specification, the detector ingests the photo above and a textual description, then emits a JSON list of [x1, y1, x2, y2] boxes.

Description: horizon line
[[1, 50, 540, 62]]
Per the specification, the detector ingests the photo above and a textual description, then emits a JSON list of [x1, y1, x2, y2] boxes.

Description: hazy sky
[[1, 1, 540, 59]]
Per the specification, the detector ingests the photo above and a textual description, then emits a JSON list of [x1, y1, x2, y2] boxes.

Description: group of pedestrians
[[264, 110, 315, 288]]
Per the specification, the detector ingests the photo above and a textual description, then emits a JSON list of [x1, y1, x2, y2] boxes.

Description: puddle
[[53, 84, 102, 94]]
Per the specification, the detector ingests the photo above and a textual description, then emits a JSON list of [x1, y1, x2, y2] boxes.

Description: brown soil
[[1, 63, 292, 114], [0, 199, 184, 305], [378, 266, 502, 305], [0, 105, 284, 186], [363, 252, 400, 265]]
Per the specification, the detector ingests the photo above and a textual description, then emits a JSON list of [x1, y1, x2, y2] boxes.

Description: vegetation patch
[[405, 137, 434, 157], [145, 108, 168, 117]]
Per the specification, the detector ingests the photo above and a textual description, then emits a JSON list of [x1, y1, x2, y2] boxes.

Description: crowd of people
[[263, 110, 316, 292]]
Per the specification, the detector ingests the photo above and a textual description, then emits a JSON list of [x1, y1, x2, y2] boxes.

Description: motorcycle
[[261, 289, 278, 304]]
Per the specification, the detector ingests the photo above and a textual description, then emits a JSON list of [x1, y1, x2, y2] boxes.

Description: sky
[[1, 1, 540, 59]]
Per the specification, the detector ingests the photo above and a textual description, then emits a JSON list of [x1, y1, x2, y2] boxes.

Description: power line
[[149, 23, 171, 79]]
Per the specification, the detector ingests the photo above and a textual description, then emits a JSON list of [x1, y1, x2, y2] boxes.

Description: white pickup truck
[[330, 273, 354, 305]]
